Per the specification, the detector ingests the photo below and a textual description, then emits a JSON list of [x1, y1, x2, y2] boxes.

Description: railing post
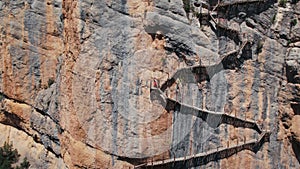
[[172, 152, 176, 168], [176, 84, 178, 102]]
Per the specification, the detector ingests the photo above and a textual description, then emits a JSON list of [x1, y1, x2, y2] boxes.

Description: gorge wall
[[0, 0, 300, 168]]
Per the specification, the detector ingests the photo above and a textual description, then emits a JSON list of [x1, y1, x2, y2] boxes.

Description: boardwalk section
[[150, 88, 262, 133], [160, 40, 252, 91], [134, 131, 270, 169]]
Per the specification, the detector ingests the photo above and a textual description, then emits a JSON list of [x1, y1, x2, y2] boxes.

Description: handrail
[[134, 131, 271, 168], [150, 88, 262, 133]]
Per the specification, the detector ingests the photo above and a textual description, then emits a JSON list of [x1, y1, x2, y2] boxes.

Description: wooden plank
[[138, 134, 267, 168]]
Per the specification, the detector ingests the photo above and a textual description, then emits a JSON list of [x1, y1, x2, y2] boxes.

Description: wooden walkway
[[134, 131, 270, 168], [137, 2, 272, 167], [160, 39, 251, 91], [150, 88, 262, 133], [134, 88, 271, 168]]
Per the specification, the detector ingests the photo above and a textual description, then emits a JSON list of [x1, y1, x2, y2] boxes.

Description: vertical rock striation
[[0, 0, 300, 168]]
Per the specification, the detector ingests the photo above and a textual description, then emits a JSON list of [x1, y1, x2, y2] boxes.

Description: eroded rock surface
[[0, 0, 300, 168]]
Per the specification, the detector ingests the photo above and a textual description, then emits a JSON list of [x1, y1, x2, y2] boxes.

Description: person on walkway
[[153, 78, 158, 88], [175, 78, 181, 102]]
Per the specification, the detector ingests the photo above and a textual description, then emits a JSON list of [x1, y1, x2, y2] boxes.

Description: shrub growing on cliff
[[0, 141, 30, 169], [290, 19, 298, 27], [279, 0, 287, 7], [16, 158, 30, 169], [183, 0, 190, 13], [256, 40, 264, 54], [0, 93, 3, 101], [271, 14, 277, 24]]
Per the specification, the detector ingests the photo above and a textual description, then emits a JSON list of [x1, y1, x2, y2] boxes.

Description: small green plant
[[287, 39, 292, 46], [271, 13, 277, 24], [256, 39, 264, 54], [193, 11, 201, 18], [290, 19, 298, 27], [0, 141, 30, 169], [279, 0, 287, 7], [183, 0, 191, 15], [16, 157, 30, 169], [0, 93, 3, 101]]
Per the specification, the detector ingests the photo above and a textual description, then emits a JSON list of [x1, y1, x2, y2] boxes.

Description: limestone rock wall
[[0, 0, 299, 168]]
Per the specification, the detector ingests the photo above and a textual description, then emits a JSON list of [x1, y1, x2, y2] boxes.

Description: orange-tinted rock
[[0, 0, 300, 168]]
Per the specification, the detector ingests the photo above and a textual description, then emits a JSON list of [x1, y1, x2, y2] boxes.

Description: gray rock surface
[[0, 0, 300, 168]]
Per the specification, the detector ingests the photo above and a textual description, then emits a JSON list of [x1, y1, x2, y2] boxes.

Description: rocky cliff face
[[0, 0, 299, 168]]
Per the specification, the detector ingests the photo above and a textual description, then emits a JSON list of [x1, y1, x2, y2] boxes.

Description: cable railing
[[134, 131, 270, 169], [150, 88, 262, 133]]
